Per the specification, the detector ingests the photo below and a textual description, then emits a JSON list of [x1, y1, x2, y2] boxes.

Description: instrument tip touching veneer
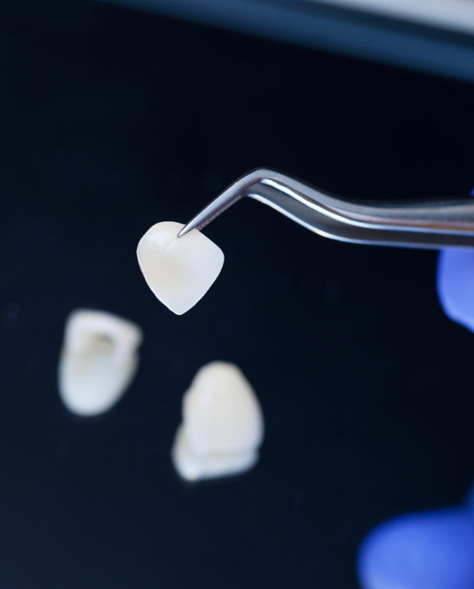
[[137, 221, 224, 315], [178, 168, 474, 249], [138, 169, 474, 315]]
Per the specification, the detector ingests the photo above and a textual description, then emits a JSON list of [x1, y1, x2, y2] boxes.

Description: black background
[[0, 2, 473, 588]]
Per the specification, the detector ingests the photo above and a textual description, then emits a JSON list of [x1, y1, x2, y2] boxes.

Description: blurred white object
[[137, 221, 224, 315], [59, 310, 143, 416], [307, 0, 474, 36], [172, 361, 265, 482]]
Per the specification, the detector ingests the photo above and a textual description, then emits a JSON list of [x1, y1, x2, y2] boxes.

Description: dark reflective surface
[[0, 2, 473, 588]]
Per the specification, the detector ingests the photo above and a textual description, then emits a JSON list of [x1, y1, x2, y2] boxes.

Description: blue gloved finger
[[437, 249, 474, 333], [357, 509, 474, 589], [466, 482, 474, 512]]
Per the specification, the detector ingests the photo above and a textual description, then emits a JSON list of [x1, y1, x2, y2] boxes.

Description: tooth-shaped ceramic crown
[[136, 221, 224, 315], [58, 309, 143, 416], [183, 362, 264, 455], [172, 361, 265, 481]]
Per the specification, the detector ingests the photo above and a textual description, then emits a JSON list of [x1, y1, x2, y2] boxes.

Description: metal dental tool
[[178, 169, 474, 249]]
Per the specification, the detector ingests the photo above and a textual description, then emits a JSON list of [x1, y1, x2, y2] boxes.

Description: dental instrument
[[178, 169, 474, 249]]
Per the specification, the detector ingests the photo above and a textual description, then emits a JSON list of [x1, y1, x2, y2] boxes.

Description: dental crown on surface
[[58, 309, 143, 416], [171, 361, 265, 482]]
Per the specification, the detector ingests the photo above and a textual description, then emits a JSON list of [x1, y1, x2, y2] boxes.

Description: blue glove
[[437, 249, 474, 333], [357, 485, 474, 589], [357, 251, 474, 589]]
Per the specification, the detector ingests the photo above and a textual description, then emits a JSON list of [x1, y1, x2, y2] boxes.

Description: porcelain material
[[172, 361, 264, 481], [137, 221, 224, 315], [58, 309, 142, 416]]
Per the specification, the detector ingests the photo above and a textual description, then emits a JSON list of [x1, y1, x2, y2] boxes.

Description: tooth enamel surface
[[172, 425, 259, 482], [136, 221, 224, 315], [172, 361, 264, 481], [58, 310, 143, 416]]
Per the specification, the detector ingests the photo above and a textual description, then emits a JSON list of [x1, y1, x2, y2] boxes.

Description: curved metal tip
[[177, 169, 268, 238], [177, 202, 219, 237], [177, 169, 474, 248], [177, 221, 198, 238]]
